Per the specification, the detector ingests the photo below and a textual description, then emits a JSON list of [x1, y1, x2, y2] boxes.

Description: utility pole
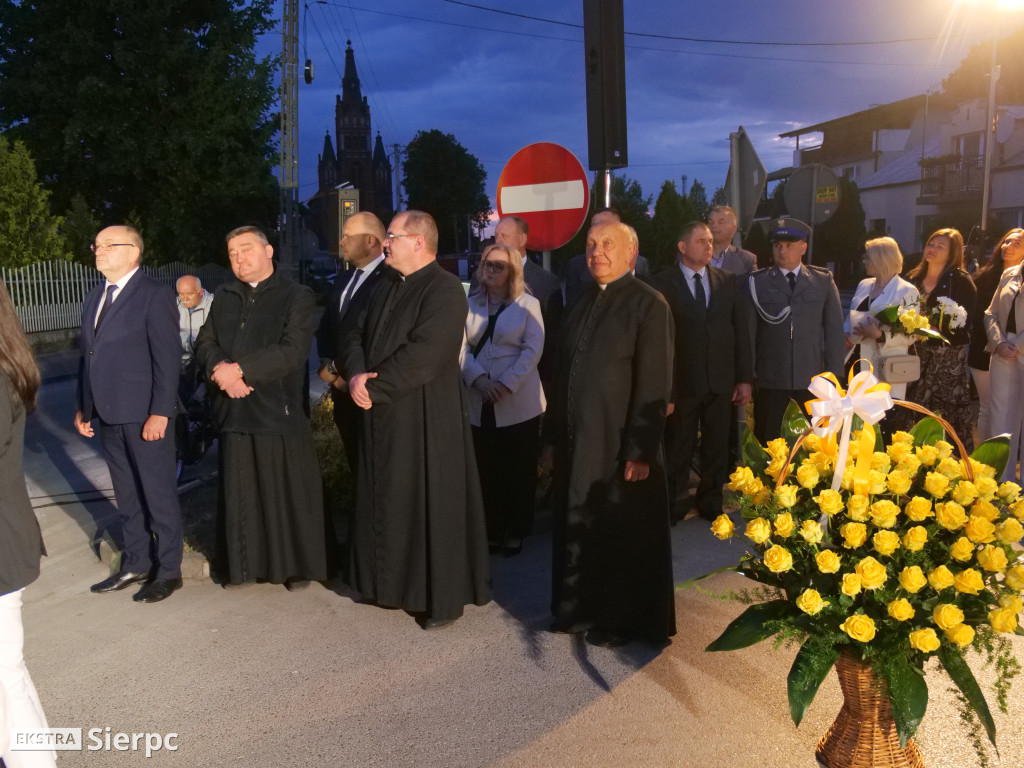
[[392, 143, 404, 211], [279, 0, 300, 274]]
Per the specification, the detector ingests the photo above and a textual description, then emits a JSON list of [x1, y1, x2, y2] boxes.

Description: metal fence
[[1, 260, 231, 333]]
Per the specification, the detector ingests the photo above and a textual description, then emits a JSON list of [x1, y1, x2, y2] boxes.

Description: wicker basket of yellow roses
[[699, 369, 1023, 767]]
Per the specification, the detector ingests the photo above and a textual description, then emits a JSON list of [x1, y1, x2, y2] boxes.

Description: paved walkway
[[17, 350, 1024, 767]]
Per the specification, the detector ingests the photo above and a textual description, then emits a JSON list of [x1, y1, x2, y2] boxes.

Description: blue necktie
[[95, 284, 117, 329]]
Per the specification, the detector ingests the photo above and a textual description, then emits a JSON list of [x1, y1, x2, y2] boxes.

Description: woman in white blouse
[[845, 236, 920, 400], [984, 253, 1024, 481], [462, 245, 546, 556]]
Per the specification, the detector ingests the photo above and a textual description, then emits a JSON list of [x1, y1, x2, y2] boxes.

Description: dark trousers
[[99, 420, 183, 579], [665, 391, 731, 520], [472, 414, 541, 543], [753, 387, 813, 444]]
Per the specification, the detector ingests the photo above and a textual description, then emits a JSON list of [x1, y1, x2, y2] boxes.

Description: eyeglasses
[[481, 261, 508, 273], [384, 232, 417, 242], [90, 243, 134, 253]]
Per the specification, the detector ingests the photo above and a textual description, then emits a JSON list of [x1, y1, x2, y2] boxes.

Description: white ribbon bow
[[806, 369, 894, 492]]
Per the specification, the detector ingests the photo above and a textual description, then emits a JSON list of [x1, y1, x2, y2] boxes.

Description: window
[[870, 219, 887, 235], [953, 132, 983, 159]]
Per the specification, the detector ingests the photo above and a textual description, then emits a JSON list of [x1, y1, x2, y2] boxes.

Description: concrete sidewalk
[[18, 350, 1024, 767]]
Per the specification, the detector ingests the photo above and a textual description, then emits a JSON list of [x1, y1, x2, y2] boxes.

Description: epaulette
[[806, 264, 834, 276]]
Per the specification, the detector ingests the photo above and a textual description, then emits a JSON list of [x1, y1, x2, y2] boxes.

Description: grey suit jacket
[[715, 245, 757, 275]]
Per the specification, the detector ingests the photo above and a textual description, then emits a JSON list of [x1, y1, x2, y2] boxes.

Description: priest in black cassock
[[548, 220, 676, 648], [342, 210, 491, 630], [194, 226, 327, 590]]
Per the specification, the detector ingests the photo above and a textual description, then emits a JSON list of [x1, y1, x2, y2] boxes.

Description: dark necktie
[[693, 272, 707, 317], [339, 269, 364, 317], [787, 272, 796, 292], [95, 284, 117, 329]]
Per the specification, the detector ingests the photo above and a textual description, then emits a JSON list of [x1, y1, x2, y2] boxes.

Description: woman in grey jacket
[[462, 245, 546, 556], [0, 279, 55, 768]]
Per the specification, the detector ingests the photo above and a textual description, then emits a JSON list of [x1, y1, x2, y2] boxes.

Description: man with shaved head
[[547, 218, 675, 648], [76, 225, 184, 603]]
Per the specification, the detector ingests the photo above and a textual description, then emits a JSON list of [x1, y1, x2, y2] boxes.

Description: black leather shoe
[[419, 616, 456, 630], [284, 578, 310, 592], [91, 571, 151, 594], [548, 620, 589, 634], [502, 538, 523, 557], [132, 578, 182, 603], [585, 628, 631, 648]]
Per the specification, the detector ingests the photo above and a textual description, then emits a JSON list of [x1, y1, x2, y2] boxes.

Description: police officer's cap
[[770, 218, 811, 242]]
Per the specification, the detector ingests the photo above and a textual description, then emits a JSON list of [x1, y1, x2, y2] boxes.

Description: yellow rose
[[928, 565, 955, 591], [887, 441, 912, 463], [977, 545, 1008, 573], [870, 452, 892, 474], [1009, 500, 1024, 520], [872, 530, 901, 557], [891, 430, 915, 445], [886, 469, 912, 496], [899, 565, 928, 593], [935, 440, 954, 459], [970, 459, 996, 480], [909, 627, 941, 653], [763, 544, 794, 573], [901, 526, 928, 552], [997, 481, 1022, 501], [796, 464, 820, 490], [807, 451, 833, 473], [924, 471, 951, 498], [897, 454, 922, 476], [933, 603, 965, 630], [945, 623, 975, 647], [774, 484, 799, 509], [887, 598, 916, 621], [773, 512, 796, 538], [870, 500, 900, 529], [840, 614, 876, 642], [935, 501, 967, 531], [970, 500, 1000, 522], [867, 470, 887, 495], [937, 457, 963, 480], [976, 477, 999, 501], [796, 588, 829, 616], [989, 607, 1020, 633], [1006, 565, 1024, 591], [855, 556, 888, 589], [710, 514, 735, 540], [816, 550, 842, 574], [846, 495, 870, 522], [904, 496, 934, 522], [745, 517, 772, 544], [766, 437, 789, 459], [803, 434, 823, 453], [999, 593, 1023, 613], [917, 444, 940, 467], [841, 572, 863, 597], [799, 519, 823, 544], [965, 515, 997, 544], [765, 456, 793, 481], [728, 466, 754, 492], [950, 536, 975, 562], [997, 518, 1024, 544], [841, 522, 868, 549], [814, 489, 844, 516], [952, 481, 978, 506], [839, 467, 854, 491], [750, 481, 772, 505]]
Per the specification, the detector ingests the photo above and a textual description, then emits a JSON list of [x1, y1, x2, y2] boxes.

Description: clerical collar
[[597, 271, 630, 290]]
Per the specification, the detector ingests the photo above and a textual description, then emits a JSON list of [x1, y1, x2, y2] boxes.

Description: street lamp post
[[980, 33, 1000, 246]]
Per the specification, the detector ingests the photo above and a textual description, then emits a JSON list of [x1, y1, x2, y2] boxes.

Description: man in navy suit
[[316, 211, 390, 464], [75, 225, 184, 603], [652, 221, 752, 522]]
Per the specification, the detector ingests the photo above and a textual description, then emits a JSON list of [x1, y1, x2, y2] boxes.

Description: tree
[[0, 0, 279, 264], [649, 180, 698, 272], [0, 136, 65, 267], [402, 129, 491, 255], [687, 179, 710, 222], [941, 27, 1024, 104]]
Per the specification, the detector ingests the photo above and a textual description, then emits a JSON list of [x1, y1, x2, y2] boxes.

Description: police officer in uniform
[[746, 218, 845, 442]]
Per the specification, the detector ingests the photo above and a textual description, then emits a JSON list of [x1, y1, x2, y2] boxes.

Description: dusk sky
[[268, 0, 1024, 218]]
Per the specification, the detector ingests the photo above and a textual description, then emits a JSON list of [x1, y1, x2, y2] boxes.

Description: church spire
[[342, 40, 362, 104]]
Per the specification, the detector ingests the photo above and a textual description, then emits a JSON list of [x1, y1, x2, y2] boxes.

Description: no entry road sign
[[496, 142, 590, 251]]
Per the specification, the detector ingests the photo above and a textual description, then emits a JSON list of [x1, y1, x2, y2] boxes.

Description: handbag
[[880, 353, 920, 384]]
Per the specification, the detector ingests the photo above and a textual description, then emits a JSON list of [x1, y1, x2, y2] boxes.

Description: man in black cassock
[[342, 210, 491, 630], [548, 220, 676, 648], [194, 226, 327, 590]]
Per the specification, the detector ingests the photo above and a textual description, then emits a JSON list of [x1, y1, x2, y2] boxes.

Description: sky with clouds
[[270, 0, 1023, 214]]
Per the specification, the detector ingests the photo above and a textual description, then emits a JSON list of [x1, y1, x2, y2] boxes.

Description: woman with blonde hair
[[0, 280, 56, 768], [900, 228, 977, 447], [845, 236, 920, 399], [462, 244, 545, 556]]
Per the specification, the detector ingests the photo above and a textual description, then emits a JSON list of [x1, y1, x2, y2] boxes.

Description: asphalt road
[[16, 350, 1024, 768]]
